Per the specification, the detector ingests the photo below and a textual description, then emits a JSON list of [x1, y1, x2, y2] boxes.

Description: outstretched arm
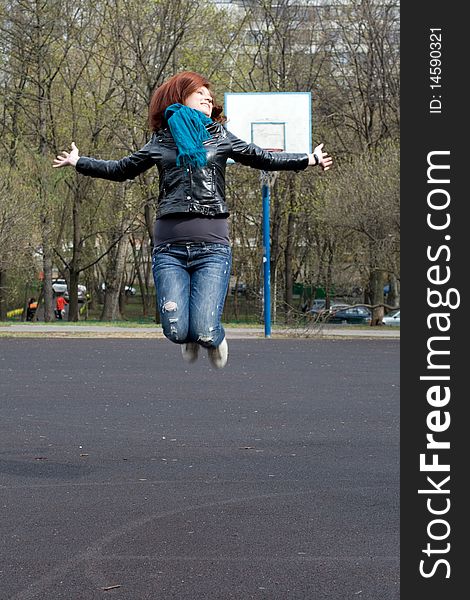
[[228, 131, 332, 172], [52, 140, 155, 181]]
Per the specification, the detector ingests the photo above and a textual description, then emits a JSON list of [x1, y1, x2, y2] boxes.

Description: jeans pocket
[[152, 243, 170, 256]]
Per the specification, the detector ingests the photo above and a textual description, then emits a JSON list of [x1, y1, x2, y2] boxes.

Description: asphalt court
[[0, 338, 399, 599]]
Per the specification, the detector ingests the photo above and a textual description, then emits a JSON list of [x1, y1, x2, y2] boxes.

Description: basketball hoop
[[224, 92, 312, 339], [260, 148, 283, 188]]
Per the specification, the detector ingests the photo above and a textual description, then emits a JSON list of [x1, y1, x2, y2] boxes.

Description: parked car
[[100, 283, 137, 296], [52, 279, 87, 301], [309, 298, 326, 312], [309, 300, 350, 318], [382, 309, 400, 326], [328, 302, 350, 313], [52, 279, 68, 294], [327, 306, 372, 325]]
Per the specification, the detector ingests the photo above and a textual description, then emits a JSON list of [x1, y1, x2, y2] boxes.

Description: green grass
[[2, 297, 398, 330], [0, 319, 396, 331]]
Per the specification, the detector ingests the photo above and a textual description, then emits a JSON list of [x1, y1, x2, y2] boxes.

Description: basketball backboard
[[224, 92, 312, 153]]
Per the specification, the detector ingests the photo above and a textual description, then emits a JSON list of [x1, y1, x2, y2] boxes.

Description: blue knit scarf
[[164, 103, 213, 168]]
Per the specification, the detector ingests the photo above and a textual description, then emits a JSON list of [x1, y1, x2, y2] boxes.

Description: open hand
[[53, 142, 80, 168], [312, 143, 333, 171]]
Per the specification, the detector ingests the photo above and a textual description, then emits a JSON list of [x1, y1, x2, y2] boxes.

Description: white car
[[101, 283, 137, 296], [52, 278, 87, 301], [51, 278, 67, 294], [382, 309, 400, 326]]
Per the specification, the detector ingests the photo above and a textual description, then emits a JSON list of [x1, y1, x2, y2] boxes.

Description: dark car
[[327, 306, 372, 325]]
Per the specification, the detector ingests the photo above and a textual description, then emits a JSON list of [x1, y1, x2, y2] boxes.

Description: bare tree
[[320, 0, 400, 152], [318, 140, 400, 323], [0, 0, 71, 319], [0, 158, 41, 319]]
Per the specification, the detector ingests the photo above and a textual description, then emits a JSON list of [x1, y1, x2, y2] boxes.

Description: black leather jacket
[[75, 122, 309, 218]]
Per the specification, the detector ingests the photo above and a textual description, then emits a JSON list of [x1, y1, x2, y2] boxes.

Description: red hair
[[148, 71, 225, 131]]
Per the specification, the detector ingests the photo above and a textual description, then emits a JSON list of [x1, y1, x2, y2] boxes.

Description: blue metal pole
[[262, 180, 271, 338]]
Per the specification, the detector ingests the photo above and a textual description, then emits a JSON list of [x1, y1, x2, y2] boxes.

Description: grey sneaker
[[181, 343, 199, 364], [207, 337, 228, 369]]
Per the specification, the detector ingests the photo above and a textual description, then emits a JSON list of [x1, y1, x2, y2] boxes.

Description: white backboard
[[224, 92, 312, 153]]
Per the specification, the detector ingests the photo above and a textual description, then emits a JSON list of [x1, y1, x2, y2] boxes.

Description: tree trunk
[[35, 2, 54, 323], [0, 270, 7, 321], [284, 212, 295, 323], [270, 179, 281, 324], [41, 237, 54, 322], [68, 270, 80, 322], [130, 234, 149, 317], [369, 268, 386, 325], [101, 231, 128, 321], [284, 174, 299, 323], [388, 272, 400, 308], [67, 182, 83, 321]]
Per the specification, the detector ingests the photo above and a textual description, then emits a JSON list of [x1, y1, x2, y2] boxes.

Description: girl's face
[[184, 86, 214, 117]]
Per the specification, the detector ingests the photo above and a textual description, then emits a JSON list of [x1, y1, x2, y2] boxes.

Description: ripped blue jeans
[[152, 243, 232, 348]]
